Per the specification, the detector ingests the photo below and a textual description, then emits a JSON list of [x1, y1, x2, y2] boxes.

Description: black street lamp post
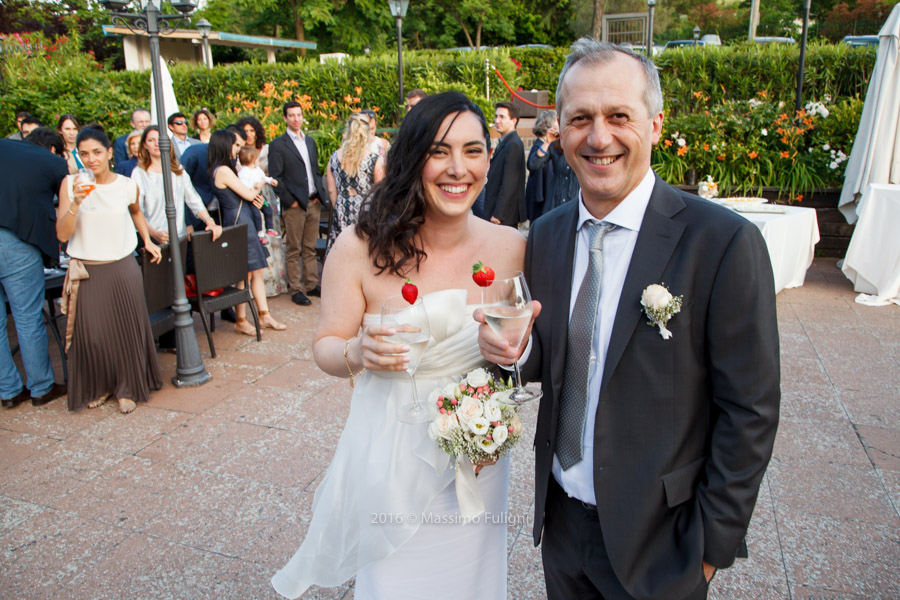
[[388, 0, 410, 107], [99, 0, 212, 388], [196, 17, 212, 68]]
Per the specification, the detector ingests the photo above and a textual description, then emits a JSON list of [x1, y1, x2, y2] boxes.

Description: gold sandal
[[234, 317, 257, 336], [87, 394, 110, 409], [259, 310, 287, 331]]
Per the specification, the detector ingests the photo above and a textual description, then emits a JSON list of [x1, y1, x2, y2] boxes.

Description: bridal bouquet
[[427, 367, 524, 463]]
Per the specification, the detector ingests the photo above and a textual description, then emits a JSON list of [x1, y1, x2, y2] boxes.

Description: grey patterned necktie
[[556, 222, 617, 470]]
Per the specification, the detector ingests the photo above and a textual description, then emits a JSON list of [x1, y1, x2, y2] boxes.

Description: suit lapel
[[600, 178, 686, 394], [549, 202, 580, 403], [492, 134, 508, 161], [282, 133, 305, 165]]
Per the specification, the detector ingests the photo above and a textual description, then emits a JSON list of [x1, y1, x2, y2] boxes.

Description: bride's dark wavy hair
[[355, 91, 490, 276]]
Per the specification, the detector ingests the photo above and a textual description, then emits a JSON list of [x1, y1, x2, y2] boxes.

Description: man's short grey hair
[[532, 109, 558, 138], [555, 38, 663, 118]]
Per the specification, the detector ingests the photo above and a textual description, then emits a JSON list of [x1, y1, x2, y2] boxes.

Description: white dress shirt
[[287, 129, 317, 197], [172, 135, 192, 158], [552, 168, 656, 505]]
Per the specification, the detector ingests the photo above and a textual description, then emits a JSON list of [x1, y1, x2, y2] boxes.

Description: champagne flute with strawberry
[[476, 265, 542, 405], [382, 280, 433, 424]]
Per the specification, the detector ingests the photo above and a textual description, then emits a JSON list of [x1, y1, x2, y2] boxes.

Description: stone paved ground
[[1, 258, 898, 599]]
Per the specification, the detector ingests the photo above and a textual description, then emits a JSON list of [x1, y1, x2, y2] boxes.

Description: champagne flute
[[481, 271, 542, 405], [382, 295, 433, 424]]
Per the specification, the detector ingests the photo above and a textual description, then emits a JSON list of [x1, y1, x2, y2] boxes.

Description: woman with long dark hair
[[56, 114, 82, 174], [272, 92, 525, 599], [56, 128, 162, 414], [207, 129, 286, 332]]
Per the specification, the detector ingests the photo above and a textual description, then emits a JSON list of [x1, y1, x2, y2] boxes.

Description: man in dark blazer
[[268, 101, 328, 307], [483, 101, 526, 227], [0, 138, 69, 408], [113, 108, 150, 167], [478, 40, 780, 600]]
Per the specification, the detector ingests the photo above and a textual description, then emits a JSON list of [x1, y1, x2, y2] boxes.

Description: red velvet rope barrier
[[491, 66, 556, 109]]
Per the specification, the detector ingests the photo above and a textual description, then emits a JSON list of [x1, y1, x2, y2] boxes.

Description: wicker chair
[[140, 239, 186, 341], [190, 224, 261, 358]]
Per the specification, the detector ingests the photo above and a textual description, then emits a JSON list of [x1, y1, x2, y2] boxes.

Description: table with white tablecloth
[[842, 184, 900, 305], [732, 205, 820, 294]]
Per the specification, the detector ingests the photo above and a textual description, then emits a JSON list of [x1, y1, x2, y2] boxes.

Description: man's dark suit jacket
[[267, 132, 327, 213], [0, 139, 68, 265], [113, 133, 130, 169], [524, 176, 780, 600], [483, 131, 525, 226]]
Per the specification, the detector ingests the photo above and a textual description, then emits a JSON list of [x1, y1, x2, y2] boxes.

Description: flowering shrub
[[652, 92, 864, 200], [219, 80, 383, 171]]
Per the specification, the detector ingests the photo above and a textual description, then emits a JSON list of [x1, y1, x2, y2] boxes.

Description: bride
[[271, 92, 526, 598]]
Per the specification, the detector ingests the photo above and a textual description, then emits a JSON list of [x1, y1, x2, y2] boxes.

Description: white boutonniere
[[641, 284, 683, 340]]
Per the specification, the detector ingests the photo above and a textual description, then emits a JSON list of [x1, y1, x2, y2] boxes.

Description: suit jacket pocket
[[661, 456, 705, 508]]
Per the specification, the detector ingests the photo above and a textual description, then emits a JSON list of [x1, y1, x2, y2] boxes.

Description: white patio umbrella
[[149, 55, 180, 127], [838, 2, 900, 224]]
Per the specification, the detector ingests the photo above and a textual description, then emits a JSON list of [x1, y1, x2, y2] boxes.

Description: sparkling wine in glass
[[481, 271, 542, 405], [382, 294, 433, 424]]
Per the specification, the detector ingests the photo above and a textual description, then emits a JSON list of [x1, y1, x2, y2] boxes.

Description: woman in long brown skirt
[[56, 128, 163, 414]]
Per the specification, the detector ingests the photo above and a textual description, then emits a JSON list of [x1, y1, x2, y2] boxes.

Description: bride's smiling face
[[421, 110, 489, 220]]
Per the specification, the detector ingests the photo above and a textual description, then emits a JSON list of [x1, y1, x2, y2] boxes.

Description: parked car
[[842, 35, 879, 47], [664, 40, 706, 50], [753, 36, 796, 44], [701, 34, 722, 46]]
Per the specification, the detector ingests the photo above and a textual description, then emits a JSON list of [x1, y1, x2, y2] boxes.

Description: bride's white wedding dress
[[272, 289, 510, 599]]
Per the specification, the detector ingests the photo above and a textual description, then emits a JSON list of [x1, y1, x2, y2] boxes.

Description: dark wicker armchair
[[189, 225, 260, 357]]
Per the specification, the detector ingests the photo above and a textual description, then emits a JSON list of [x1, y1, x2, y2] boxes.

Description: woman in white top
[[131, 125, 222, 244], [56, 128, 163, 415]]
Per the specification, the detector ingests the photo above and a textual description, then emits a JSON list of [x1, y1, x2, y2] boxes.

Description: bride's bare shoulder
[[471, 216, 526, 264]]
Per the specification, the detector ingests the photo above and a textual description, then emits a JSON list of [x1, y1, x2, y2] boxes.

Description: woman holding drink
[[56, 128, 163, 414], [272, 92, 525, 598]]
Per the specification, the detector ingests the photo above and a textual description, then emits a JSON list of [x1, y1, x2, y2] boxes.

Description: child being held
[[237, 145, 279, 243]]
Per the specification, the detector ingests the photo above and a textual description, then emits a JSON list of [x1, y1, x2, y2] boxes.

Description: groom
[[477, 39, 780, 600]]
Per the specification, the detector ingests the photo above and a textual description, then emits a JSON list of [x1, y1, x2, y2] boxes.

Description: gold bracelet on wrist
[[67, 206, 78, 216], [343, 338, 365, 388]]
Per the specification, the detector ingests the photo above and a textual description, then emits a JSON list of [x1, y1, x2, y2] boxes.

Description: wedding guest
[[325, 112, 384, 254], [272, 90, 525, 600], [113, 130, 143, 177], [7, 111, 31, 140], [20, 116, 42, 138], [527, 109, 579, 217], [131, 125, 221, 243], [525, 109, 557, 222], [0, 138, 69, 409], [57, 114, 82, 174], [56, 128, 163, 414], [24, 127, 65, 157], [191, 108, 216, 143], [207, 130, 287, 332], [113, 108, 150, 166]]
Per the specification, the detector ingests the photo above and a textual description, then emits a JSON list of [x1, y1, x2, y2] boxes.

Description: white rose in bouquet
[[483, 399, 503, 422], [465, 367, 491, 389], [456, 396, 484, 424], [492, 424, 509, 446], [467, 416, 491, 435], [641, 284, 672, 310], [427, 387, 443, 406], [489, 389, 513, 406], [429, 413, 460, 440], [442, 382, 461, 400]]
